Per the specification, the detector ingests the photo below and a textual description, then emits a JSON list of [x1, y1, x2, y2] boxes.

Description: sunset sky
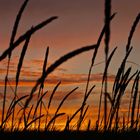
[[0, 0, 140, 74], [0, 0, 140, 128]]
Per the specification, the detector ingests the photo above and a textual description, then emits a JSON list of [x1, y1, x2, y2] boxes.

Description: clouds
[[0, 72, 116, 87], [0, 55, 116, 88], [46, 73, 115, 85], [0, 57, 67, 81]]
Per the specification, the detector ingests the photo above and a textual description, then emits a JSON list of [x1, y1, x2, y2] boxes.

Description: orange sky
[[0, 0, 140, 130]]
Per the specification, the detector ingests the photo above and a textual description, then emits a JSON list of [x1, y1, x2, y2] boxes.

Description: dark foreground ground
[[0, 130, 140, 140]]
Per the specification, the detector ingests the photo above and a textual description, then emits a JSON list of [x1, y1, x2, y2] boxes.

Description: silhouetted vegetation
[[0, 0, 140, 139]]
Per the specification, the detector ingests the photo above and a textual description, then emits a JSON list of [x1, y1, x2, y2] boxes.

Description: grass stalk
[[130, 72, 140, 128], [104, 0, 111, 130]]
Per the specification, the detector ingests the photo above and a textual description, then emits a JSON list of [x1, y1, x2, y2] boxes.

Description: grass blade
[[126, 13, 140, 52], [131, 72, 140, 128], [24, 115, 44, 130], [104, 0, 111, 130], [48, 81, 61, 109], [45, 113, 65, 131], [0, 17, 57, 62], [15, 33, 31, 90], [25, 44, 98, 109], [55, 87, 78, 115], [9, 0, 29, 54]]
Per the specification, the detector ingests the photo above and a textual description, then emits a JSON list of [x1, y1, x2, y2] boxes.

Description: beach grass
[[0, 0, 140, 139]]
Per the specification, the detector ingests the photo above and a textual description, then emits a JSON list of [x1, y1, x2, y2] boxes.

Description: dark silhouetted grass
[[0, 0, 140, 139]]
